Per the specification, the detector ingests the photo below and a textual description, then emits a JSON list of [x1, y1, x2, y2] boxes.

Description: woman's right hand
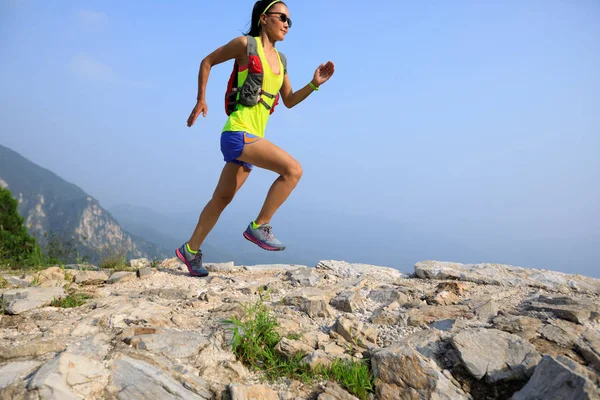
[[187, 100, 208, 127]]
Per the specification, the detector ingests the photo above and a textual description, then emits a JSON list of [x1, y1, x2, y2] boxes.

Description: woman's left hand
[[312, 61, 335, 87]]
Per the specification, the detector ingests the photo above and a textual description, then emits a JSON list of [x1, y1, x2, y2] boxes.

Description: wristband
[[309, 81, 319, 91]]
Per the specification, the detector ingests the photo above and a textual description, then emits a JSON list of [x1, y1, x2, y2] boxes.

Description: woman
[[176, 0, 335, 277]]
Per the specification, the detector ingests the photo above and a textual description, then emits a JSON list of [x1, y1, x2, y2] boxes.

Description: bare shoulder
[[207, 35, 248, 66]]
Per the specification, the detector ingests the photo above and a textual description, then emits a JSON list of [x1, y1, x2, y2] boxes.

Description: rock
[[403, 305, 474, 328], [511, 355, 600, 400], [437, 281, 468, 296], [471, 297, 499, 322], [137, 267, 153, 279], [109, 354, 210, 399], [334, 315, 378, 350], [275, 337, 315, 359], [205, 261, 236, 272], [130, 257, 151, 269], [576, 328, 600, 371], [492, 313, 543, 340], [26, 352, 109, 399], [229, 383, 279, 400], [107, 271, 136, 284], [451, 328, 541, 383], [2, 275, 32, 288], [371, 344, 470, 400], [286, 267, 322, 287], [527, 295, 598, 325], [370, 302, 401, 325], [73, 270, 109, 284], [35, 267, 65, 284], [302, 350, 335, 370], [1, 287, 65, 314], [367, 286, 411, 306], [431, 290, 461, 306], [316, 260, 407, 282], [0, 338, 66, 361], [229, 384, 279, 400], [330, 290, 365, 313], [415, 260, 600, 295], [283, 288, 335, 318], [317, 382, 361, 400], [243, 264, 309, 272], [0, 361, 41, 389], [125, 328, 210, 359]]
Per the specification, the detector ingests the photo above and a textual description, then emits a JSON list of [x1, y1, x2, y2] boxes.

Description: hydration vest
[[225, 35, 287, 116]]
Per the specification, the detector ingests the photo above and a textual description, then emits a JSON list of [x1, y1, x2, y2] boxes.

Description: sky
[[1, 0, 599, 276]]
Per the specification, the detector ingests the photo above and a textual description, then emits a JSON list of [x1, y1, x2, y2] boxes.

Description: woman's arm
[[187, 36, 247, 127], [279, 61, 335, 109]]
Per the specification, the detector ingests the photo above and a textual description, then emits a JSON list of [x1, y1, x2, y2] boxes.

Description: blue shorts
[[220, 131, 262, 170]]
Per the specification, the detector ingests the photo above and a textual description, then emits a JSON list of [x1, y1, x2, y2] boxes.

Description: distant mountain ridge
[[0, 144, 169, 263]]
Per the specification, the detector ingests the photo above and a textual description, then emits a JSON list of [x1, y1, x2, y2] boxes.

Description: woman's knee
[[284, 161, 303, 183], [212, 190, 236, 208]]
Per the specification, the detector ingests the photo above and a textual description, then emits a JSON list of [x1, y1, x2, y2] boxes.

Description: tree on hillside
[[0, 186, 39, 264]]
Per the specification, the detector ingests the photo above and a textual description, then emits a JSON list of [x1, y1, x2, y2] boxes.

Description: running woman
[[176, 0, 335, 276]]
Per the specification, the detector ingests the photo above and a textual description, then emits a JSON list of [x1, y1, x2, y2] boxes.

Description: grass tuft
[[223, 292, 375, 399], [50, 293, 91, 308]]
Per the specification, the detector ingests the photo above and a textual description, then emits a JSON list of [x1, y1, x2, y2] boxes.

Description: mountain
[[0, 144, 169, 263]]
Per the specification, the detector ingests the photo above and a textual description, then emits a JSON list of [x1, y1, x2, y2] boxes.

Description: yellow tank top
[[222, 36, 285, 138]]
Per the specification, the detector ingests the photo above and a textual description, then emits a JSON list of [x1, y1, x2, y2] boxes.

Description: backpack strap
[[246, 35, 258, 58], [278, 51, 287, 75]]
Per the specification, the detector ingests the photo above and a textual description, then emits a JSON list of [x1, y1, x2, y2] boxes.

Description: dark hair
[[244, 0, 286, 37]]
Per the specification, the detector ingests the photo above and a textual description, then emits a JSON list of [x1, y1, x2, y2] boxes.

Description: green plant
[[98, 248, 129, 271], [49, 293, 91, 308], [223, 294, 375, 399], [0, 275, 7, 289], [0, 187, 40, 266]]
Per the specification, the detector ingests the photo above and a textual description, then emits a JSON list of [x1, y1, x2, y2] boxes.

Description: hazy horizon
[[1, 1, 598, 277]]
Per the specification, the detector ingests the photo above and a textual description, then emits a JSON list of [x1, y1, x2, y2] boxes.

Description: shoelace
[[260, 225, 275, 240]]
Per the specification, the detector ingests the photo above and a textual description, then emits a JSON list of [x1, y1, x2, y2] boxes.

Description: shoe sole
[[175, 248, 209, 277], [243, 231, 285, 251]]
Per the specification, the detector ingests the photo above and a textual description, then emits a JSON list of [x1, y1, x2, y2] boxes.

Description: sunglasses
[[266, 12, 292, 28]]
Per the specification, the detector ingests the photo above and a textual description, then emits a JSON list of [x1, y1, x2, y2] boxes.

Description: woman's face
[[262, 3, 291, 41]]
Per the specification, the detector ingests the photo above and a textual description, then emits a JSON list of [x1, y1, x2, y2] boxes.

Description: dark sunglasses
[[266, 12, 292, 28]]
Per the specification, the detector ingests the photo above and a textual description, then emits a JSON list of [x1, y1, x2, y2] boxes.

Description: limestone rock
[[492, 313, 543, 340], [451, 328, 541, 383], [130, 257, 151, 269], [229, 383, 279, 400], [371, 344, 470, 400], [26, 352, 109, 400], [73, 270, 109, 284], [511, 355, 600, 400], [283, 288, 335, 318], [1, 287, 65, 315], [109, 354, 210, 399], [316, 260, 407, 282], [286, 267, 322, 287], [527, 295, 599, 325], [317, 382, 361, 400], [334, 315, 378, 350], [275, 337, 315, 359], [415, 260, 600, 295], [0, 361, 41, 390], [402, 305, 474, 328], [330, 290, 365, 313]]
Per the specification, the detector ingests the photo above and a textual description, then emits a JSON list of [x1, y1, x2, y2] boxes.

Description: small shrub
[[224, 294, 375, 399]]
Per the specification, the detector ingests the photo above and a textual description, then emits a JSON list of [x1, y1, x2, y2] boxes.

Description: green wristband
[[309, 82, 319, 91]]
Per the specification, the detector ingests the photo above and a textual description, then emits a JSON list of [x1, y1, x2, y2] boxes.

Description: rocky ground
[[0, 258, 599, 400]]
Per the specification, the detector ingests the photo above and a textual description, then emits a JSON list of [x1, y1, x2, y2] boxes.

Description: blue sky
[[1, 0, 599, 275]]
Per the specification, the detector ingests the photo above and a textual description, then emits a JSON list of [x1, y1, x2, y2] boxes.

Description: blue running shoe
[[175, 243, 209, 277], [243, 222, 286, 251]]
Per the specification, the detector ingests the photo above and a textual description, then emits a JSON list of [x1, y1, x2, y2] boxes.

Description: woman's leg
[[236, 138, 302, 250], [187, 162, 251, 251]]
